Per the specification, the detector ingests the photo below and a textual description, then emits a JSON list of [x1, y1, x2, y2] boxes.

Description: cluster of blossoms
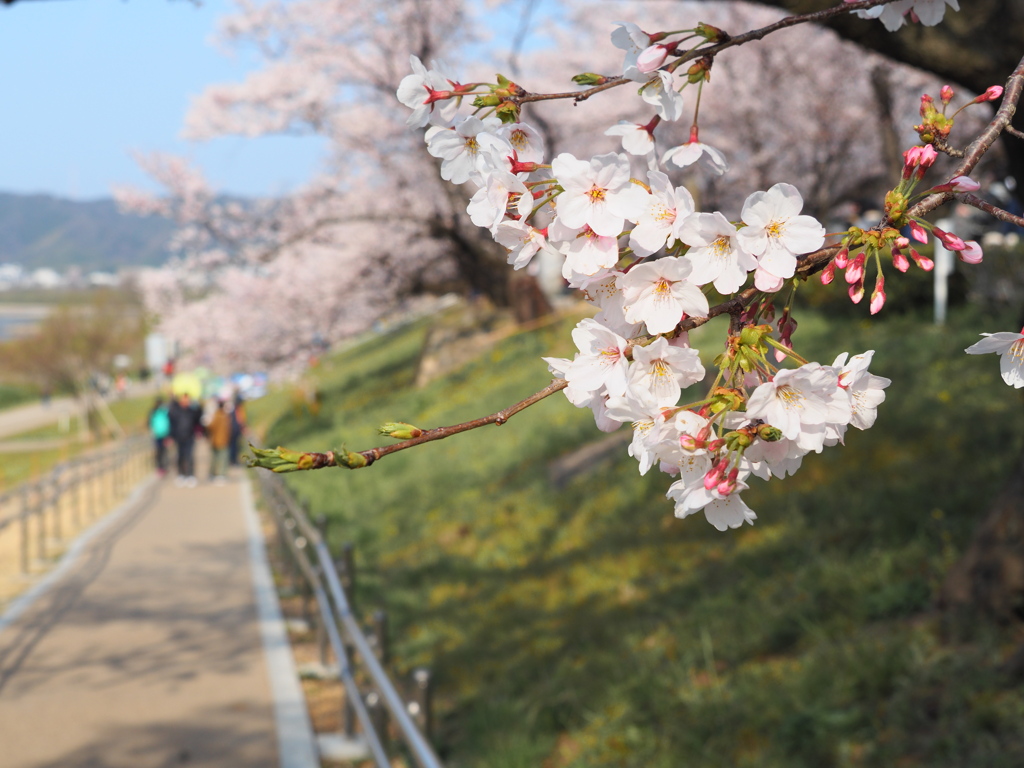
[[845, 0, 959, 32], [394, 7, 1010, 530]]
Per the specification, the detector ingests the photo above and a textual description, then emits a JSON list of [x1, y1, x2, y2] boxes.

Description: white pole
[[934, 216, 955, 325]]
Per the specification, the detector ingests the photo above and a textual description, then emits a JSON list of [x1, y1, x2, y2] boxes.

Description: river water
[[0, 305, 48, 341]]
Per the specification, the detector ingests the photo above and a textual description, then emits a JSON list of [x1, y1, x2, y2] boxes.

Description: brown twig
[[960, 193, 1024, 228], [351, 377, 569, 467]]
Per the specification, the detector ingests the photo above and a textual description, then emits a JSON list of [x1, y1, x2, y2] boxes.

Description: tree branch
[[249, 377, 570, 472], [904, 52, 1024, 223], [517, 0, 904, 106], [960, 193, 1024, 229]]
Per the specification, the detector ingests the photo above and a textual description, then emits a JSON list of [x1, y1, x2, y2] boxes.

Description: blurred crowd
[[147, 392, 248, 486]]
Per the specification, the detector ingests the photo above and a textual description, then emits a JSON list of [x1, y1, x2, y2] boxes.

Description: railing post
[[33, 482, 46, 563], [314, 564, 329, 667], [343, 642, 357, 738], [90, 455, 99, 521], [366, 690, 389, 752], [371, 609, 390, 665], [369, 609, 390, 741], [19, 486, 30, 574], [51, 468, 62, 543], [340, 542, 356, 614], [409, 668, 433, 739], [71, 460, 82, 532]]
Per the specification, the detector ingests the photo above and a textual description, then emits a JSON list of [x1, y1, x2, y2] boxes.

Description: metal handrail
[[269, 493, 391, 767], [0, 436, 149, 575], [258, 472, 443, 768]]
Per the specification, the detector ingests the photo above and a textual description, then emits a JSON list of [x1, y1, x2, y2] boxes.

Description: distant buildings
[[0, 262, 123, 290]]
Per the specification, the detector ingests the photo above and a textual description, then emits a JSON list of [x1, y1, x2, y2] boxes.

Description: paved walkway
[[0, 470, 316, 768]]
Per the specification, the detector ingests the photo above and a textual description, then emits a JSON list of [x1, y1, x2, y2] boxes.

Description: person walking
[[169, 392, 203, 486], [207, 400, 232, 483], [148, 396, 171, 476], [228, 394, 247, 466]]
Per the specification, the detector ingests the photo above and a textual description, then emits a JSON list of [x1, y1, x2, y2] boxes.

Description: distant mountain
[[0, 192, 176, 272]]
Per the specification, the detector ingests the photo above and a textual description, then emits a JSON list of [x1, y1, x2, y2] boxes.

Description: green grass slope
[[266, 305, 1024, 768]]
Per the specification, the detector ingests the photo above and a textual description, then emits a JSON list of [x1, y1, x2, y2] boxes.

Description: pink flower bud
[[974, 86, 1004, 103], [511, 159, 539, 174], [716, 468, 739, 496], [909, 221, 929, 244], [940, 85, 954, 105], [849, 277, 865, 304], [909, 248, 934, 271], [949, 175, 980, 192], [820, 260, 837, 285], [958, 240, 983, 264], [918, 144, 938, 170], [844, 252, 865, 284], [834, 247, 849, 269], [933, 227, 966, 251], [637, 44, 670, 73], [901, 146, 921, 179], [679, 434, 701, 451], [869, 273, 886, 315], [703, 460, 725, 490], [892, 248, 910, 272]]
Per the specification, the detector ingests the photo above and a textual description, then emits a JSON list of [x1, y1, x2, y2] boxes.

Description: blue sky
[[0, 0, 561, 203], [0, 0, 325, 200]]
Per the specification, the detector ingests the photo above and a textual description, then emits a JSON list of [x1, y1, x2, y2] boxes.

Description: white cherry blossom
[[745, 363, 851, 442], [628, 336, 705, 407], [558, 226, 621, 278], [966, 330, 1024, 388], [397, 55, 459, 128], [618, 257, 709, 335], [498, 123, 546, 164], [667, 469, 757, 530], [493, 221, 551, 270], [679, 211, 757, 294], [611, 21, 652, 82], [628, 171, 695, 258], [551, 152, 648, 237], [737, 183, 825, 281], [426, 115, 504, 185], [605, 390, 669, 475], [564, 318, 630, 398], [640, 71, 684, 121], [850, 0, 959, 31], [832, 350, 892, 430], [605, 122, 656, 157], [467, 170, 530, 231], [662, 135, 729, 176]]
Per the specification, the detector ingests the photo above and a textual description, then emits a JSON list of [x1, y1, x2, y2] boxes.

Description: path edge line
[[240, 476, 319, 768]]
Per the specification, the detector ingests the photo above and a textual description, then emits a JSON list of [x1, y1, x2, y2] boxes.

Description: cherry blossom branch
[[904, 52, 1024, 222], [959, 193, 1024, 228], [517, 0, 903, 105], [792, 52, 1024, 280]]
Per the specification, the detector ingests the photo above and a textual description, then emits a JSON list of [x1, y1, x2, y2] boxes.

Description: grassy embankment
[[0, 395, 156, 489], [265, 301, 1024, 768]]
